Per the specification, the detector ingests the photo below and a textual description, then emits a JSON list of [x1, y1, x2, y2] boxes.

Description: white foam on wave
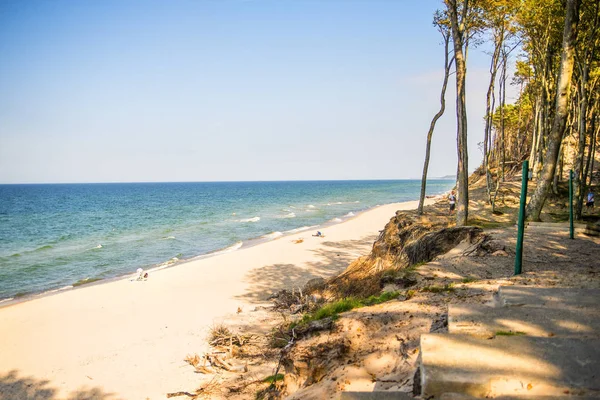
[[330, 217, 343, 223], [281, 212, 296, 219], [307, 205, 316, 209], [344, 212, 355, 217], [161, 236, 176, 240], [262, 231, 283, 240], [240, 217, 260, 223], [0, 297, 14, 304]]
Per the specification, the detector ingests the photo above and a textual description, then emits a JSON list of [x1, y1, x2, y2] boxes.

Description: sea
[[0, 180, 453, 302]]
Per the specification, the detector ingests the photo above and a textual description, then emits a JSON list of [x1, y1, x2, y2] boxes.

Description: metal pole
[[515, 160, 529, 275], [569, 170, 574, 239]]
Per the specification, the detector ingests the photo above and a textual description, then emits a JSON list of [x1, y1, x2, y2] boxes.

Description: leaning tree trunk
[[527, 0, 581, 221], [446, 0, 469, 226], [418, 33, 452, 215]]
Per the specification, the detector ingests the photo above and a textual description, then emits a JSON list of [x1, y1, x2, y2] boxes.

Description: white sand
[[0, 200, 426, 399]]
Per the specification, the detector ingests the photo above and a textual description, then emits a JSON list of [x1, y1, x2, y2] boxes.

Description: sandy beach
[[0, 200, 428, 400]]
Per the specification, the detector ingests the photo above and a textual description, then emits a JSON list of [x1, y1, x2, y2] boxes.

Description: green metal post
[[569, 170, 574, 239], [515, 160, 529, 276]]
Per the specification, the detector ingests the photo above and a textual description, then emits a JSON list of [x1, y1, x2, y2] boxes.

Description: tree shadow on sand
[[0, 370, 118, 400], [235, 235, 377, 303]]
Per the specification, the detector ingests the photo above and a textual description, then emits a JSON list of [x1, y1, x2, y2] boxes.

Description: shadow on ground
[[0, 370, 118, 400]]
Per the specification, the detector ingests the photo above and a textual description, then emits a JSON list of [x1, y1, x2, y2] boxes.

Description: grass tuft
[[496, 330, 526, 336], [263, 374, 284, 384], [422, 283, 455, 293], [297, 291, 402, 326], [461, 276, 477, 283]]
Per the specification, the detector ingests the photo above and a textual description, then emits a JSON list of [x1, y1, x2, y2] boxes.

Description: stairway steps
[[420, 334, 600, 399], [497, 286, 600, 309], [448, 304, 600, 339]]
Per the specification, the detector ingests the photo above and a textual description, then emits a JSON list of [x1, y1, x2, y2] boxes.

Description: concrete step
[[420, 334, 600, 399], [448, 304, 600, 339], [339, 392, 413, 399], [526, 221, 586, 228], [497, 286, 600, 309], [440, 393, 599, 399]]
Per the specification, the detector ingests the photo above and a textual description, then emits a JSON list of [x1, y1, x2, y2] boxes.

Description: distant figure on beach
[[448, 191, 456, 215], [587, 190, 595, 210], [312, 231, 323, 237], [136, 268, 148, 281]]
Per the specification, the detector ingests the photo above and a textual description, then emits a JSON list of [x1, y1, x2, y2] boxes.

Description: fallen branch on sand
[[166, 375, 221, 398], [185, 352, 248, 373]]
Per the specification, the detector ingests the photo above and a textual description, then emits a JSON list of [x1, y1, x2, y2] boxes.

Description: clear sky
[[0, 0, 517, 184]]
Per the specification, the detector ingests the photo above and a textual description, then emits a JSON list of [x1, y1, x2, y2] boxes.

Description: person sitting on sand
[[448, 191, 456, 215], [136, 268, 149, 281], [312, 231, 323, 237], [587, 190, 595, 210]]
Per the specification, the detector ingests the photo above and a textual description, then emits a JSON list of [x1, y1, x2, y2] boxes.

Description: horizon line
[[0, 177, 457, 185]]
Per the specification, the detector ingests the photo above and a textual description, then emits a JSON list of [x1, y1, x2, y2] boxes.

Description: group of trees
[[417, 0, 600, 224]]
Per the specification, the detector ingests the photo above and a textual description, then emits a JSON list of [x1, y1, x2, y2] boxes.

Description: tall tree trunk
[[530, 93, 543, 177], [484, 32, 503, 203], [588, 113, 598, 186], [526, 0, 580, 221], [574, 66, 588, 219], [446, 0, 469, 226], [418, 33, 452, 215], [500, 48, 508, 181]]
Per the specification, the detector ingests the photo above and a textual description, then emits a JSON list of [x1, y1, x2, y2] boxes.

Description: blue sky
[[0, 0, 517, 183]]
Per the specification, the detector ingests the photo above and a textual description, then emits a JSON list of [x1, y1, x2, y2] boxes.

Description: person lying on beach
[[312, 231, 324, 237]]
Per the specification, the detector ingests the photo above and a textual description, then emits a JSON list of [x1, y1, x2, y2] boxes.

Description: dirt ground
[[172, 171, 600, 400]]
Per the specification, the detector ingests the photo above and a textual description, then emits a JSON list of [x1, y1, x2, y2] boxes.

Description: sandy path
[[0, 200, 426, 400]]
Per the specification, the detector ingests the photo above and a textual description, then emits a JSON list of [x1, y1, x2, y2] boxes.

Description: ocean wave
[[285, 225, 318, 234], [73, 277, 103, 287], [307, 205, 316, 208], [344, 212, 355, 217], [210, 241, 243, 256], [35, 245, 53, 252], [147, 256, 182, 273], [281, 212, 296, 219], [161, 236, 176, 240], [330, 218, 343, 223], [90, 244, 103, 250], [37, 285, 73, 296], [0, 297, 14, 304], [239, 217, 260, 223], [262, 231, 283, 240]]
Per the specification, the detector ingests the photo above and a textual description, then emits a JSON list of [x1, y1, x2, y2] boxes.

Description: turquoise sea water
[[0, 180, 453, 301]]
